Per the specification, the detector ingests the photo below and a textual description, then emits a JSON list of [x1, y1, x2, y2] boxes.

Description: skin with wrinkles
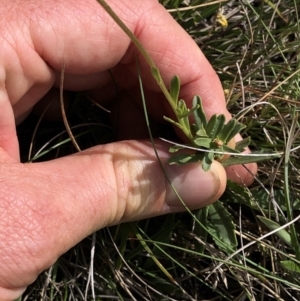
[[0, 1, 257, 300]]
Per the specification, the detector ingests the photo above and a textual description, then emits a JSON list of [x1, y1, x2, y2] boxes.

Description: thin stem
[[97, 0, 192, 141]]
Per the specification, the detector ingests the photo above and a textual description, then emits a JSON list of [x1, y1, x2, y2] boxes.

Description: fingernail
[[165, 162, 226, 208]]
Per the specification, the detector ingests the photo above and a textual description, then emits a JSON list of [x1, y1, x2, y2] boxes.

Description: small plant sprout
[[98, 0, 279, 172], [164, 76, 251, 170]]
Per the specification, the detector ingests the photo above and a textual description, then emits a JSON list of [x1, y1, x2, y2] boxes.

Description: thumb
[[0, 140, 226, 299], [40, 140, 226, 230]]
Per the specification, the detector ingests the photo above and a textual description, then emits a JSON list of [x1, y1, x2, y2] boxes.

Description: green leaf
[[179, 107, 193, 118], [205, 114, 217, 136], [177, 99, 188, 115], [222, 181, 300, 218], [218, 119, 245, 144], [235, 137, 251, 152], [257, 216, 292, 247], [217, 118, 236, 142], [194, 207, 209, 253], [222, 180, 257, 208], [151, 67, 162, 84], [193, 137, 212, 148], [170, 75, 180, 106], [214, 115, 226, 138], [213, 144, 239, 161], [176, 100, 191, 131], [220, 151, 281, 167], [168, 144, 186, 153], [222, 144, 240, 154], [207, 201, 237, 253], [202, 151, 214, 171], [250, 189, 300, 211], [163, 116, 182, 130], [205, 114, 226, 140], [195, 127, 208, 137], [168, 153, 203, 165], [225, 120, 246, 143], [192, 95, 207, 130], [280, 260, 300, 273]]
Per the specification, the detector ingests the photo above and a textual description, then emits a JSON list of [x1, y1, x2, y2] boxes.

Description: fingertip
[[225, 162, 257, 186], [210, 160, 227, 202], [0, 286, 27, 301], [225, 133, 258, 186], [165, 160, 227, 209]]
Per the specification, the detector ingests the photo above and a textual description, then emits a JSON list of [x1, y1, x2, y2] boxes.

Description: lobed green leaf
[[202, 151, 214, 171], [217, 118, 236, 142], [222, 145, 240, 154], [218, 119, 245, 144], [225, 120, 246, 143], [235, 137, 251, 152], [163, 116, 182, 130], [195, 127, 208, 137], [168, 144, 186, 153], [207, 201, 237, 253], [192, 95, 207, 130], [168, 153, 204, 165], [193, 137, 212, 148], [170, 75, 180, 106], [205, 114, 226, 140], [223, 180, 257, 208], [194, 207, 209, 253]]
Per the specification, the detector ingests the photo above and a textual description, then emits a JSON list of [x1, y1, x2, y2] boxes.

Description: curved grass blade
[[258, 216, 292, 248], [280, 260, 300, 273]]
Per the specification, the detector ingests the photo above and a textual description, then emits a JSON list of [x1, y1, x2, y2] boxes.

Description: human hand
[[0, 0, 257, 300]]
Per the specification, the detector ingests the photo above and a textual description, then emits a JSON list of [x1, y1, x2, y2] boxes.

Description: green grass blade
[[280, 260, 300, 273], [258, 216, 292, 248]]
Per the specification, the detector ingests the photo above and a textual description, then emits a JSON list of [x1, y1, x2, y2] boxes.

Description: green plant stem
[[97, 0, 193, 141], [97, 0, 153, 67]]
